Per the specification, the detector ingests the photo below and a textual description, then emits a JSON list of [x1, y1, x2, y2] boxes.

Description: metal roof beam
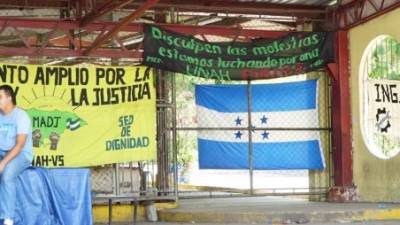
[[128, 1, 326, 18], [0, 17, 291, 37], [0, 17, 292, 58], [329, 0, 400, 29], [80, 0, 134, 27], [83, 0, 159, 55]]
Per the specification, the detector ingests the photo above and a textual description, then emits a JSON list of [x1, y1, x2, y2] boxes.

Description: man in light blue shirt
[[0, 85, 32, 225]]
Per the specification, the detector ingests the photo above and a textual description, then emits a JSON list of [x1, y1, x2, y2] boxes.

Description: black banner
[[143, 24, 334, 80]]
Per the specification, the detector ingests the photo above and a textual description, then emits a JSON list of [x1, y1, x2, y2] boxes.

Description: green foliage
[[367, 36, 400, 80], [174, 74, 210, 176], [373, 133, 400, 157]]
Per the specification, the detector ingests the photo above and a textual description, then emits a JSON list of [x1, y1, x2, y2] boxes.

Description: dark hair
[[0, 85, 16, 105]]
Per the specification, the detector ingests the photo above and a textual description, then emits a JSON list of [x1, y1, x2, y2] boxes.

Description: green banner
[[143, 24, 334, 80]]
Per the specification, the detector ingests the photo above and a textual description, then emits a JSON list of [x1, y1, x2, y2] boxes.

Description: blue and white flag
[[195, 79, 325, 170]]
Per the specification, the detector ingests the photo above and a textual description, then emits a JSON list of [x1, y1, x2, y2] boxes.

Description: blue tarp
[[2, 168, 93, 225]]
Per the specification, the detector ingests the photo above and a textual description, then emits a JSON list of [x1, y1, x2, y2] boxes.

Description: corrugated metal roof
[[238, 0, 337, 6]]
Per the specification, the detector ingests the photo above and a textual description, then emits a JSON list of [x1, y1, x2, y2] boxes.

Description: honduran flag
[[195, 79, 325, 170]]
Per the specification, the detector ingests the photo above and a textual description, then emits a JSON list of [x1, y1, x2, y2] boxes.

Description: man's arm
[[0, 134, 27, 173]]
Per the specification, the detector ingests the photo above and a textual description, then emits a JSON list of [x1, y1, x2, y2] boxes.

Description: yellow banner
[[0, 63, 156, 167]]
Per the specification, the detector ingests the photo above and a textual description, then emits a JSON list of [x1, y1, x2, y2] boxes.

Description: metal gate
[[155, 70, 333, 199]]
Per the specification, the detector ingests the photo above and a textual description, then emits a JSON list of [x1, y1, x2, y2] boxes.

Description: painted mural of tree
[[368, 36, 400, 80], [366, 35, 400, 158]]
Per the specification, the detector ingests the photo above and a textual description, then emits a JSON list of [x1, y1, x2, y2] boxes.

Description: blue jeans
[[0, 151, 31, 220]]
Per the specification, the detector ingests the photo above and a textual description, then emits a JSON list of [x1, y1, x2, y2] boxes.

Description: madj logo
[[360, 35, 400, 159], [24, 92, 87, 151]]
